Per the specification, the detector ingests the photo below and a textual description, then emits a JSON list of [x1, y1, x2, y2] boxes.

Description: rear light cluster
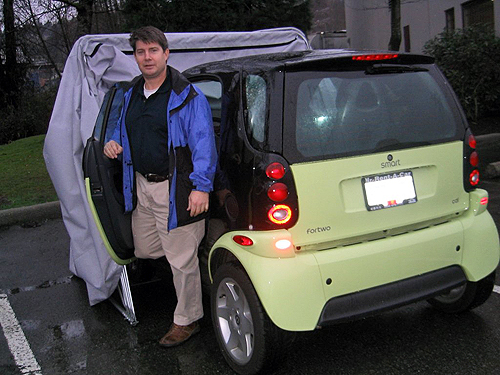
[[464, 129, 480, 190], [266, 162, 292, 225]]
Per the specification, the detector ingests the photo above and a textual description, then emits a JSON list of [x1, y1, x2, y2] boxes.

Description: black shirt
[[126, 67, 172, 176]]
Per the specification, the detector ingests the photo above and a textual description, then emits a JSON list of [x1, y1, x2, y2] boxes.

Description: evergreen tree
[[122, 0, 311, 34]]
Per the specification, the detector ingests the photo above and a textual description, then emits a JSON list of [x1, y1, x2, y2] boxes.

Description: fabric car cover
[[43, 28, 310, 305]]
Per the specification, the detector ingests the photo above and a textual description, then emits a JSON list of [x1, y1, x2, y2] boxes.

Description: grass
[[0, 134, 58, 210]]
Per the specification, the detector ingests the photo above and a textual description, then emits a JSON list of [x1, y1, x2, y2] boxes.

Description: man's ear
[[164, 49, 170, 60]]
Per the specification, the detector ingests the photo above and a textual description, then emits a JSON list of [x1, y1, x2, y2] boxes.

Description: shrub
[[0, 84, 58, 145], [423, 25, 500, 122]]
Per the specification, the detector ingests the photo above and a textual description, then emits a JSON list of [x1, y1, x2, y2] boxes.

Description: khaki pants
[[132, 172, 204, 326]]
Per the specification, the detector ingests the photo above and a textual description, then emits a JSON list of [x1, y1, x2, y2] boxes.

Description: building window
[[445, 8, 455, 32], [403, 25, 411, 52], [462, 0, 494, 29]]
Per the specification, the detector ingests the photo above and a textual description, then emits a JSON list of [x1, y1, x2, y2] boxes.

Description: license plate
[[362, 171, 417, 211]]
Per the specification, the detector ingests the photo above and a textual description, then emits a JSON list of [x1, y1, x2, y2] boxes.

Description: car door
[[82, 83, 135, 265]]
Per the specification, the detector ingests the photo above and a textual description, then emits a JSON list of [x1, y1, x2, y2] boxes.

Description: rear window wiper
[[366, 64, 429, 75]]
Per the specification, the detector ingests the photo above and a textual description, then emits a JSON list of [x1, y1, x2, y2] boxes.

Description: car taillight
[[352, 54, 399, 61], [469, 170, 480, 185], [233, 235, 253, 246], [464, 130, 480, 191], [266, 162, 285, 179], [268, 204, 292, 224], [468, 134, 477, 149], [470, 151, 479, 167], [275, 239, 292, 250], [267, 183, 288, 202], [264, 162, 292, 225], [252, 157, 298, 230]]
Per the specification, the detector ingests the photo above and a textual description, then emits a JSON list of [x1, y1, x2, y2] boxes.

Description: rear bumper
[[210, 193, 499, 332], [318, 265, 466, 327]]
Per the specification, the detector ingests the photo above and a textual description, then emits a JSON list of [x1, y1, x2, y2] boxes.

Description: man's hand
[[187, 190, 209, 217], [103, 140, 123, 159]]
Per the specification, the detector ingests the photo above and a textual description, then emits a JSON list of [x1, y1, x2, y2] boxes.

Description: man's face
[[134, 40, 169, 80]]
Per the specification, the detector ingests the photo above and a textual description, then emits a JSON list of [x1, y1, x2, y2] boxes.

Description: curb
[[0, 134, 498, 228], [476, 133, 500, 179], [0, 201, 61, 228]]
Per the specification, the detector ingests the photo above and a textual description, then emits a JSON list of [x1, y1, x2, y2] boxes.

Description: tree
[[388, 0, 401, 51], [122, 0, 312, 34], [1, 0, 22, 106], [51, 0, 125, 36], [424, 25, 500, 121]]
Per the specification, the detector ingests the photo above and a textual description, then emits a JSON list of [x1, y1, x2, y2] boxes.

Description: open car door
[[82, 83, 135, 265]]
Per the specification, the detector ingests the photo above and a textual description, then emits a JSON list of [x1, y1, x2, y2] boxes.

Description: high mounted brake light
[[352, 54, 399, 61]]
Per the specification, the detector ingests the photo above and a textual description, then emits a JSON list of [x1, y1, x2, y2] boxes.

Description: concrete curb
[[0, 201, 61, 227], [0, 134, 498, 228], [477, 133, 500, 179]]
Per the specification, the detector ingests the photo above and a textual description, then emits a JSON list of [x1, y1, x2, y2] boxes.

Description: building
[[309, 0, 500, 52], [346, 0, 500, 52], [308, 0, 349, 48]]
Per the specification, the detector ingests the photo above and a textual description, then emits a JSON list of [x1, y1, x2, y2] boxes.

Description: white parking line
[[0, 294, 42, 375], [494, 285, 500, 294]]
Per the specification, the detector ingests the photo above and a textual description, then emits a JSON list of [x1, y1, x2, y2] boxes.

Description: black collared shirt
[[126, 67, 172, 176]]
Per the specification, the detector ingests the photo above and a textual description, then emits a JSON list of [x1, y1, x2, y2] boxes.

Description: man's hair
[[129, 26, 169, 52]]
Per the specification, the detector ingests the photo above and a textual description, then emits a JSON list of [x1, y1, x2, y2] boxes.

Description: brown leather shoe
[[159, 322, 200, 347]]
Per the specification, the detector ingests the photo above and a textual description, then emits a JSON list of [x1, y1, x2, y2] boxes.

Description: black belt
[[143, 173, 168, 183]]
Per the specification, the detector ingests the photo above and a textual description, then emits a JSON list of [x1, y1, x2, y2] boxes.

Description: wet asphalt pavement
[[1, 178, 500, 375]]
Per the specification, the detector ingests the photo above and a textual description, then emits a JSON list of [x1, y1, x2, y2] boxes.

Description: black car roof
[[183, 49, 435, 75]]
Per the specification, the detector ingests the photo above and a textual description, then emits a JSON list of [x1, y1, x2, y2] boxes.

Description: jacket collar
[[169, 66, 191, 95], [130, 65, 189, 96]]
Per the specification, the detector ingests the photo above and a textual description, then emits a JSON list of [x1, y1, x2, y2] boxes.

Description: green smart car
[[83, 50, 500, 375]]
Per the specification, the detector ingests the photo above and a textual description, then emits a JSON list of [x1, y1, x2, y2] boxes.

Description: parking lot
[[1, 177, 500, 374]]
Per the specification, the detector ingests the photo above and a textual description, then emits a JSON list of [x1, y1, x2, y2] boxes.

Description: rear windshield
[[283, 65, 465, 163]]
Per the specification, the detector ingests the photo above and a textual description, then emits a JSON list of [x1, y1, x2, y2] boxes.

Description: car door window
[[245, 75, 267, 146], [93, 87, 126, 144], [192, 80, 222, 136]]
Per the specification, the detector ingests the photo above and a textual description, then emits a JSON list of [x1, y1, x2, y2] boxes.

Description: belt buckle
[[145, 173, 165, 183]]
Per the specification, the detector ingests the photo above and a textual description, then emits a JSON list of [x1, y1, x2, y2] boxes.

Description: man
[[104, 26, 217, 347]]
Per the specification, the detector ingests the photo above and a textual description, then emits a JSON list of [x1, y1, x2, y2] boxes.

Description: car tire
[[211, 262, 295, 375], [427, 271, 495, 313]]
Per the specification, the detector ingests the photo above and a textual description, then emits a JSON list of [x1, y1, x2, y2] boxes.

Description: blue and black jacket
[[113, 66, 217, 231]]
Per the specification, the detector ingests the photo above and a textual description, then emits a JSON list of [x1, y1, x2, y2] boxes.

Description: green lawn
[[0, 135, 59, 210]]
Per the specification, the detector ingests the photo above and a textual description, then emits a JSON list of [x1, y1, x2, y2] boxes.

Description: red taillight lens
[[468, 134, 477, 149], [470, 151, 479, 167], [233, 235, 253, 246], [469, 170, 480, 186], [464, 129, 479, 191], [266, 162, 285, 180], [267, 183, 288, 202], [480, 197, 489, 206], [268, 204, 292, 224], [352, 54, 398, 61]]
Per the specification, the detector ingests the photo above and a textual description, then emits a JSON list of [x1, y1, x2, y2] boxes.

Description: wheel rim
[[215, 277, 254, 365], [434, 284, 467, 304]]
